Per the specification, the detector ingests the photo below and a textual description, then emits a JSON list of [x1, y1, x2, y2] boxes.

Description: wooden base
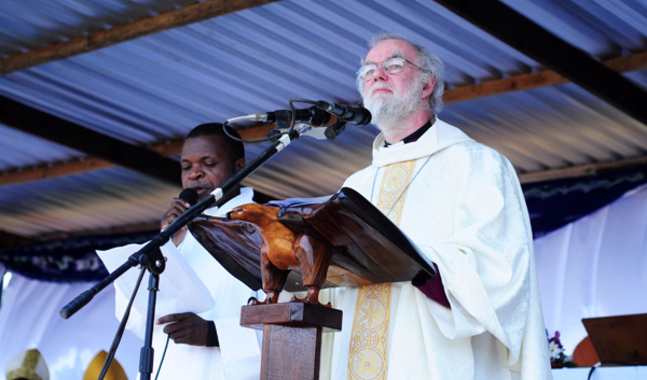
[[241, 302, 342, 380]]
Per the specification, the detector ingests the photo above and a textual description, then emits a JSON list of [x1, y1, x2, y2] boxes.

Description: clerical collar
[[384, 115, 435, 147]]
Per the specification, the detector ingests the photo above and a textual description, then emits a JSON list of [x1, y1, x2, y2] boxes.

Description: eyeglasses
[[356, 57, 427, 80]]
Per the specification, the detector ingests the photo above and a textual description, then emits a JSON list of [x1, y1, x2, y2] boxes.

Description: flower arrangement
[[547, 330, 577, 368]]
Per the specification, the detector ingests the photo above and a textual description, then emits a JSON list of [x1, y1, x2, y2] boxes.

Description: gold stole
[[347, 160, 416, 380]]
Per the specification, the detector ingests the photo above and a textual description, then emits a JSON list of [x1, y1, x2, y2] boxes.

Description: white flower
[[548, 340, 564, 360]]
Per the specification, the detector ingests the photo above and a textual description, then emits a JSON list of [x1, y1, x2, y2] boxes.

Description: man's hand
[[160, 197, 192, 245], [156, 312, 210, 346]]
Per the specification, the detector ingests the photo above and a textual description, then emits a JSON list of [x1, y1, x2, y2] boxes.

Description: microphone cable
[[154, 335, 171, 380], [98, 266, 147, 380]]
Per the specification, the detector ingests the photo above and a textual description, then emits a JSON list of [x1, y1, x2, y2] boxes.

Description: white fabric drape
[[0, 272, 143, 380], [535, 183, 647, 355]]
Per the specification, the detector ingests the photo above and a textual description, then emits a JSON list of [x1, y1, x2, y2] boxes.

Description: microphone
[[314, 101, 372, 126], [227, 102, 372, 127], [178, 188, 199, 206], [227, 106, 333, 128]]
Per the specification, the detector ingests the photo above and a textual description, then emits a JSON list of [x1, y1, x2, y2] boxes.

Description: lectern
[[189, 188, 436, 380]]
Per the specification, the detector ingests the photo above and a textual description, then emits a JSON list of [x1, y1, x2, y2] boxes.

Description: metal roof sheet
[[0, 0, 646, 240]]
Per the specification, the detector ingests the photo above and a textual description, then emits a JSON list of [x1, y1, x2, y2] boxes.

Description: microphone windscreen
[[355, 107, 372, 126], [178, 188, 199, 206]]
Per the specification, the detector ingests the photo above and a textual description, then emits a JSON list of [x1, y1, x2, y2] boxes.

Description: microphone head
[[178, 188, 199, 206], [355, 107, 372, 126], [314, 100, 372, 126]]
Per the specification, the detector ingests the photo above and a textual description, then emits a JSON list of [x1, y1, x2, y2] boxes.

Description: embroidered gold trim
[[347, 160, 416, 380]]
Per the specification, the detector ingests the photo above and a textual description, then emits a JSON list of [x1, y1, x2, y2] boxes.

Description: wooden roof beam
[[435, 0, 647, 126], [444, 51, 647, 104], [0, 122, 274, 186], [0, 230, 35, 249], [0, 0, 281, 75], [518, 155, 647, 184], [0, 95, 182, 186]]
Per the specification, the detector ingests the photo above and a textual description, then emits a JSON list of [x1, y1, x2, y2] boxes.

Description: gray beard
[[364, 83, 425, 133]]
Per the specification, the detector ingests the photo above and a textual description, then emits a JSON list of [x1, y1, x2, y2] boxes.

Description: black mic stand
[[59, 124, 328, 379]]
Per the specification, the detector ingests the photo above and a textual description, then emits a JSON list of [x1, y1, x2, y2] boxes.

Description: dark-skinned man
[[111, 123, 261, 380]]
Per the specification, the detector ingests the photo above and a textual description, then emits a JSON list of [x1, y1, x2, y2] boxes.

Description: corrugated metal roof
[[0, 0, 646, 240]]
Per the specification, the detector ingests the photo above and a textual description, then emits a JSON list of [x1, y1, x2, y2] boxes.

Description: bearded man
[[318, 34, 553, 380]]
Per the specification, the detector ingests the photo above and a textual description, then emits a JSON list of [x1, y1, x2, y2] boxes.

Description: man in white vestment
[[113, 124, 261, 379], [318, 34, 553, 379]]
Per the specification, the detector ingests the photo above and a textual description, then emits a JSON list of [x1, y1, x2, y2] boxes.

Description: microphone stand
[[59, 126, 318, 379]]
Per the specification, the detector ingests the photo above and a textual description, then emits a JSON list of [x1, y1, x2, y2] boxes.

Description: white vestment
[[112, 188, 261, 380], [319, 120, 552, 379]]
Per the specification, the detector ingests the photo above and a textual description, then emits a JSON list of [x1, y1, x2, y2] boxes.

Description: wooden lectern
[[189, 188, 436, 380], [240, 302, 341, 380], [582, 313, 647, 366]]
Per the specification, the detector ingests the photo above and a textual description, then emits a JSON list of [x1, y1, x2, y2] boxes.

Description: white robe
[[113, 188, 261, 380], [319, 120, 552, 379]]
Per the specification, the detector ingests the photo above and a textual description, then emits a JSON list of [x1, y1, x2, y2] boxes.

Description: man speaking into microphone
[[113, 123, 262, 380]]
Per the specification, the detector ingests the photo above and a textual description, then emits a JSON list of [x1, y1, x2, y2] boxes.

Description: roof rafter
[[0, 124, 273, 185], [444, 51, 647, 103], [518, 155, 647, 184], [0, 0, 281, 76], [0, 230, 35, 249], [0, 95, 182, 186], [434, 0, 647, 126]]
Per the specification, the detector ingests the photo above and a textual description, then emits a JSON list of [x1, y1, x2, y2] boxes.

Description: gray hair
[[357, 33, 445, 114]]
